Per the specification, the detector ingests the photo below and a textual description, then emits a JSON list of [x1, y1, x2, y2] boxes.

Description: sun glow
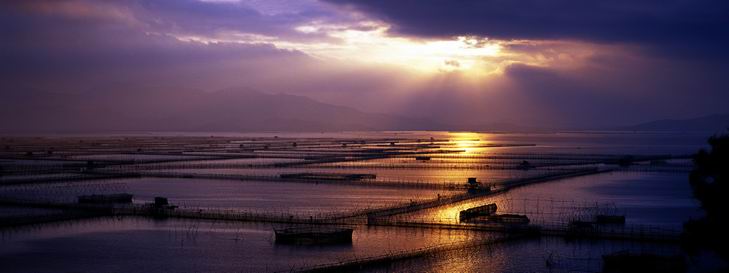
[[450, 132, 484, 154], [317, 26, 503, 73], [177, 22, 504, 74], [173, 21, 596, 76]]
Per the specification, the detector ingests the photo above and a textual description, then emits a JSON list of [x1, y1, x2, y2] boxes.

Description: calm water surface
[[0, 217, 491, 273], [0, 131, 715, 272]]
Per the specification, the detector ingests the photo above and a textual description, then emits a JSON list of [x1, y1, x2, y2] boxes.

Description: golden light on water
[[450, 132, 484, 154]]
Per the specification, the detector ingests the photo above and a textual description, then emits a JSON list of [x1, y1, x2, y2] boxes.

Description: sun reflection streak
[[450, 132, 485, 154]]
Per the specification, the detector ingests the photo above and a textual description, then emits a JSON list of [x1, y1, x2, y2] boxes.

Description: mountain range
[[1, 87, 727, 133], [619, 114, 729, 132], [0, 87, 438, 133]]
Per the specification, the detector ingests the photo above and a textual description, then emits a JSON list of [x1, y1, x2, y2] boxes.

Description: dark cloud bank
[[326, 0, 729, 128], [325, 0, 729, 58]]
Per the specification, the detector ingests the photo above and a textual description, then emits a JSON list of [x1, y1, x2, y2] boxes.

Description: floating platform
[[465, 177, 491, 193], [274, 226, 354, 245], [279, 173, 376, 181], [486, 214, 530, 224], [459, 203, 498, 221], [77, 193, 133, 204], [463, 214, 530, 225]]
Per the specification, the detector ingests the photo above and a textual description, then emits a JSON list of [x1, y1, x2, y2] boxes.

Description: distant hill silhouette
[[0, 87, 440, 133], [4, 86, 728, 133], [621, 114, 729, 132]]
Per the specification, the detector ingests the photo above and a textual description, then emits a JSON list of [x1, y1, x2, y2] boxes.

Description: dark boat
[[279, 173, 376, 181], [274, 226, 353, 245], [518, 160, 533, 170], [486, 214, 530, 224], [459, 203, 498, 221], [463, 213, 530, 225], [465, 177, 490, 193]]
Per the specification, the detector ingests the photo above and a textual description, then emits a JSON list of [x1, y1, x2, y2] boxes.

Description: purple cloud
[[324, 0, 729, 59]]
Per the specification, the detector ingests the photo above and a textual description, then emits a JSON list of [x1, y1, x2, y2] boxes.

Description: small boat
[[487, 214, 530, 224], [459, 203, 498, 221], [274, 226, 353, 245], [518, 160, 533, 170], [463, 214, 530, 225], [465, 178, 490, 193], [279, 173, 375, 181]]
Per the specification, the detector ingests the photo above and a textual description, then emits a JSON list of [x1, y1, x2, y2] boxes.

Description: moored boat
[[459, 203, 498, 221], [274, 226, 354, 245]]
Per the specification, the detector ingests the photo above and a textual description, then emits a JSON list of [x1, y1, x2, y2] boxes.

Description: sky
[[1, 0, 729, 129]]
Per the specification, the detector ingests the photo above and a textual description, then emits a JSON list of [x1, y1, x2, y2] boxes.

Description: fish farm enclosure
[[0, 131, 721, 272]]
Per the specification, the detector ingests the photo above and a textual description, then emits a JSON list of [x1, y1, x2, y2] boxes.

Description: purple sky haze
[[1, 0, 728, 130]]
